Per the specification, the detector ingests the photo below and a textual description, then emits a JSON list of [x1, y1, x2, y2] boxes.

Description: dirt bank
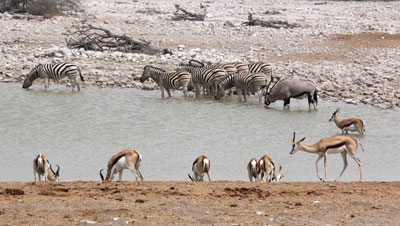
[[1, 181, 399, 225]]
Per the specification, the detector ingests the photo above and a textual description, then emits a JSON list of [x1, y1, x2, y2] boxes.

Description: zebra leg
[[183, 86, 188, 98], [237, 88, 243, 101], [44, 77, 49, 90], [166, 88, 172, 98], [73, 76, 81, 91], [243, 91, 247, 102], [159, 86, 165, 98], [194, 84, 201, 98]]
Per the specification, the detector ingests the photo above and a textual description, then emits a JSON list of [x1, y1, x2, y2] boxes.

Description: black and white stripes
[[22, 63, 84, 91], [177, 64, 227, 97], [215, 72, 269, 102], [140, 65, 191, 98]]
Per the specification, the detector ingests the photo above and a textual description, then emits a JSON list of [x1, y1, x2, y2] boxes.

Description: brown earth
[[1, 181, 399, 225]]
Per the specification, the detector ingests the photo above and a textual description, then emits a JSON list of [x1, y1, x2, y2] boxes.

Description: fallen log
[[243, 13, 299, 29], [65, 25, 171, 55], [172, 4, 206, 21]]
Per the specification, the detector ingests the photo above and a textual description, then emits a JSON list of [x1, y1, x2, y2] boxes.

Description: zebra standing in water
[[215, 72, 269, 102], [22, 63, 84, 91], [140, 65, 191, 98], [176, 64, 227, 97], [248, 62, 273, 82]]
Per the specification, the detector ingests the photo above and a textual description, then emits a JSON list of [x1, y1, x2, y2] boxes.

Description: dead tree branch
[[172, 4, 206, 21], [65, 25, 171, 55], [243, 13, 300, 29]]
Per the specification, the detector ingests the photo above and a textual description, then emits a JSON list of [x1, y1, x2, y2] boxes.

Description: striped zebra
[[215, 72, 269, 102], [140, 65, 191, 98], [22, 63, 84, 91], [177, 64, 227, 97], [248, 62, 273, 82], [188, 59, 237, 75]]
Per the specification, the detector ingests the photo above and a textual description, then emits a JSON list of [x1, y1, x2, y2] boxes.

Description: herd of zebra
[[22, 60, 318, 108]]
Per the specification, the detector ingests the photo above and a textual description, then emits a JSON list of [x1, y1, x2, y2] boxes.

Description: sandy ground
[[1, 181, 400, 225]]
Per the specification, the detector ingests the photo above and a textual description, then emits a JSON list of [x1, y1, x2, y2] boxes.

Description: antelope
[[329, 108, 365, 135], [259, 155, 275, 182], [99, 150, 144, 182], [33, 154, 60, 181], [264, 78, 318, 109], [290, 132, 364, 182], [271, 165, 284, 182], [247, 158, 261, 182], [188, 155, 211, 182]]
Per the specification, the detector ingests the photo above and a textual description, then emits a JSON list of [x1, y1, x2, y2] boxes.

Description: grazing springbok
[[259, 155, 276, 182], [247, 158, 261, 182], [329, 108, 365, 135], [188, 155, 211, 182], [33, 154, 60, 181], [290, 132, 364, 182], [99, 150, 144, 182], [271, 165, 284, 182], [264, 78, 318, 109]]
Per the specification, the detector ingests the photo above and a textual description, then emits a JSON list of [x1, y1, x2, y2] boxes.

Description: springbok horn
[[188, 173, 194, 182], [334, 108, 340, 114], [50, 165, 56, 175], [99, 169, 105, 181], [55, 165, 60, 176], [293, 132, 296, 143]]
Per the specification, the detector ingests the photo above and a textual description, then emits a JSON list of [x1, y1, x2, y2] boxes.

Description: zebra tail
[[78, 67, 84, 82], [313, 89, 318, 105]]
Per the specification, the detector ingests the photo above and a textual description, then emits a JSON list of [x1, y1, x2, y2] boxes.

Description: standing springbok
[[290, 132, 364, 182], [259, 155, 276, 182], [264, 78, 318, 109], [247, 158, 261, 182], [188, 155, 211, 182], [33, 154, 60, 181], [329, 108, 365, 135], [99, 150, 144, 182]]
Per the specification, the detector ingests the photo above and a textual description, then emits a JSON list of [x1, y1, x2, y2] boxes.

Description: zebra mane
[[144, 65, 166, 73]]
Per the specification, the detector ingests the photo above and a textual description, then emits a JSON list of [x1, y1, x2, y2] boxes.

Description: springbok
[[290, 132, 364, 182], [99, 150, 144, 182], [33, 154, 60, 181], [247, 158, 261, 182], [188, 155, 211, 182], [264, 78, 318, 109], [271, 165, 284, 182], [329, 108, 365, 135], [259, 155, 275, 182]]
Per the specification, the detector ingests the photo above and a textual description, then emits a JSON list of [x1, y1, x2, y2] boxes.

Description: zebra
[[188, 59, 238, 75], [22, 63, 84, 91], [176, 64, 227, 97], [140, 65, 191, 98], [248, 62, 273, 82], [215, 72, 269, 102]]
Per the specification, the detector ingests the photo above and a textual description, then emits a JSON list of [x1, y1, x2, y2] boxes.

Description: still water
[[0, 83, 399, 182]]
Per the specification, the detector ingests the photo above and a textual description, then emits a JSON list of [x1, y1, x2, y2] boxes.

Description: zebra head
[[214, 83, 226, 100], [22, 65, 41, 89]]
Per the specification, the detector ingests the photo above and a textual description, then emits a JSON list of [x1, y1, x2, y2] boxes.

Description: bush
[[0, 0, 81, 16]]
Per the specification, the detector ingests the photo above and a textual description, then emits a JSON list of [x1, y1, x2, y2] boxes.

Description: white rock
[[256, 211, 265, 215], [80, 220, 96, 224]]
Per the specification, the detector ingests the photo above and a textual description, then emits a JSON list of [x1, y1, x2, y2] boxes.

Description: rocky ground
[[1, 181, 400, 225], [1, 0, 399, 108]]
